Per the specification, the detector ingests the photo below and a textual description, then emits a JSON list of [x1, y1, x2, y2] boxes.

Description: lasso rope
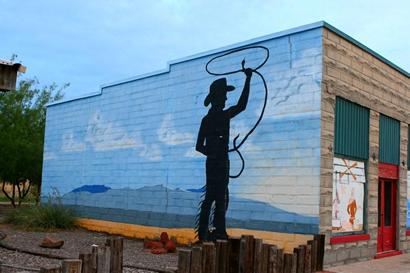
[[205, 46, 270, 178]]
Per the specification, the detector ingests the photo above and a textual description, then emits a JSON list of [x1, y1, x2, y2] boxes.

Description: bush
[[5, 194, 76, 230]]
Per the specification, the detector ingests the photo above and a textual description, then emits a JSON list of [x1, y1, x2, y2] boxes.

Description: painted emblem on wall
[[332, 157, 365, 233], [195, 46, 270, 241]]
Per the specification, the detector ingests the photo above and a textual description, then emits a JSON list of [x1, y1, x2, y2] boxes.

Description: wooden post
[[217, 240, 229, 273], [40, 266, 61, 273], [97, 245, 111, 273], [105, 237, 123, 273], [239, 235, 255, 273], [178, 249, 192, 273], [276, 249, 283, 273], [307, 240, 317, 273], [291, 253, 297, 273], [62, 259, 82, 273], [91, 245, 98, 273], [253, 239, 263, 273], [267, 245, 277, 273], [190, 246, 202, 273], [202, 242, 216, 273], [295, 246, 305, 273], [304, 245, 312, 273], [260, 244, 270, 273], [313, 235, 325, 271], [228, 237, 241, 273], [283, 254, 293, 273], [79, 253, 94, 273]]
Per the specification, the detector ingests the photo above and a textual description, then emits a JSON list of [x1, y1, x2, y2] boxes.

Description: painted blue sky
[[1, 0, 409, 98]]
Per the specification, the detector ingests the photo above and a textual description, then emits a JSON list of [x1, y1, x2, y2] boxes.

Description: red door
[[377, 179, 397, 253]]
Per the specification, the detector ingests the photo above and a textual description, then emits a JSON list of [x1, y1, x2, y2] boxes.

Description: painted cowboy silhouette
[[196, 68, 252, 241]]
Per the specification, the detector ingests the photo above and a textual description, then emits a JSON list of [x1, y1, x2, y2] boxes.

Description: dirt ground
[[0, 224, 178, 273]]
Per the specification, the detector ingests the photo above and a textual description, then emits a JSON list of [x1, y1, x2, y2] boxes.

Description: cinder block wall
[[320, 28, 410, 266], [43, 26, 324, 244]]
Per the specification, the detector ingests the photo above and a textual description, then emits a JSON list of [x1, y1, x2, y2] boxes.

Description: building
[[42, 21, 409, 266]]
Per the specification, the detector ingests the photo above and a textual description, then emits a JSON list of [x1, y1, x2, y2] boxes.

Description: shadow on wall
[[55, 184, 319, 234]]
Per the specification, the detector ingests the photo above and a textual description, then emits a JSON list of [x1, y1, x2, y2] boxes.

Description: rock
[[144, 240, 163, 249], [151, 247, 168, 255], [39, 236, 64, 249], [0, 232, 6, 241], [160, 232, 169, 245], [165, 240, 176, 253]]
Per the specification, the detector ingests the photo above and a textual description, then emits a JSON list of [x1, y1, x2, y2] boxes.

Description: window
[[334, 97, 370, 160], [332, 97, 369, 234], [379, 114, 400, 165]]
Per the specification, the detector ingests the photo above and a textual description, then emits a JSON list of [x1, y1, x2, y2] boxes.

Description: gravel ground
[[0, 224, 178, 273]]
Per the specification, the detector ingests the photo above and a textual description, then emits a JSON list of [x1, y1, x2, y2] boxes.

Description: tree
[[0, 79, 67, 207]]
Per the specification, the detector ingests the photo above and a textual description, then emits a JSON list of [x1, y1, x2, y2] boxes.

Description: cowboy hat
[[204, 78, 235, 106]]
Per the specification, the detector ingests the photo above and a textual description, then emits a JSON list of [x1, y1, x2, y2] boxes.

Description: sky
[[1, 0, 409, 99]]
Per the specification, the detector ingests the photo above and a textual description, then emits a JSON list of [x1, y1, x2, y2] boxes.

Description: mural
[[332, 157, 365, 233], [42, 27, 324, 239]]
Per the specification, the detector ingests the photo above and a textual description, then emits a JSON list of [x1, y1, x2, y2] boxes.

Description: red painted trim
[[378, 163, 399, 179], [374, 250, 402, 259], [330, 234, 370, 244], [406, 230, 410, 236]]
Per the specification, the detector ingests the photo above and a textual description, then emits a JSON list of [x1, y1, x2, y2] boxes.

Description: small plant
[[5, 188, 76, 230]]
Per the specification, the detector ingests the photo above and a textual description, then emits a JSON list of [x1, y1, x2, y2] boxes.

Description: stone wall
[[320, 28, 410, 266]]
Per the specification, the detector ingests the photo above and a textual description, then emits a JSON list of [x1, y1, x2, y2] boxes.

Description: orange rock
[[39, 236, 64, 249], [151, 247, 168, 254], [144, 240, 163, 249], [160, 232, 169, 245], [165, 239, 176, 253]]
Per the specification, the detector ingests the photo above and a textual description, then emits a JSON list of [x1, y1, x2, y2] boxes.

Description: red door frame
[[377, 163, 398, 254]]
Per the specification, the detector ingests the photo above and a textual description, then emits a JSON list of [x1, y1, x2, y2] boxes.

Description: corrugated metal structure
[[379, 114, 400, 165], [334, 97, 369, 160]]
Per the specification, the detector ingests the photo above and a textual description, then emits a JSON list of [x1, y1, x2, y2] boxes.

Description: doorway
[[377, 179, 397, 253]]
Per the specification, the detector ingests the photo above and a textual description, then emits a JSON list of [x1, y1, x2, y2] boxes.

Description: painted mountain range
[[60, 184, 319, 234]]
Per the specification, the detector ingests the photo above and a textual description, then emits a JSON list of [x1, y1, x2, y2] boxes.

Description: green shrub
[[5, 193, 76, 230]]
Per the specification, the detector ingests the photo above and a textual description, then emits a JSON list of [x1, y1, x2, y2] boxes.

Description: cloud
[[61, 132, 86, 152], [85, 112, 138, 151], [139, 144, 163, 161], [58, 111, 162, 161], [184, 147, 202, 158], [158, 114, 194, 145]]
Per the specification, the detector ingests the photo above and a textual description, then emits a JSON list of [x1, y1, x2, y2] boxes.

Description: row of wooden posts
[[178, 234, 325, 273], [38, 238, 124, 273]]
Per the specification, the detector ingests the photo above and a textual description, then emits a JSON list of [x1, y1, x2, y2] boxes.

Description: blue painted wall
[[42, 26, 324, 234]]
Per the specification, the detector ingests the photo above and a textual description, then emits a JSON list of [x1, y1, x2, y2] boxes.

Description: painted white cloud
[[184, 147, 202, 158], [158, 114, 194, 145], [230, 121, 250, 140], [61, 132, 86, 152], [85, 112, 138, 151], [59, 111, 162, 161], [139, 143, 163, 161]]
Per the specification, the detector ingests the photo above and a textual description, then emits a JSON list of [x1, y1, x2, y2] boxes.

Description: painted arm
[[196, 118, 207, 156], [228, 68, 252, 118]]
